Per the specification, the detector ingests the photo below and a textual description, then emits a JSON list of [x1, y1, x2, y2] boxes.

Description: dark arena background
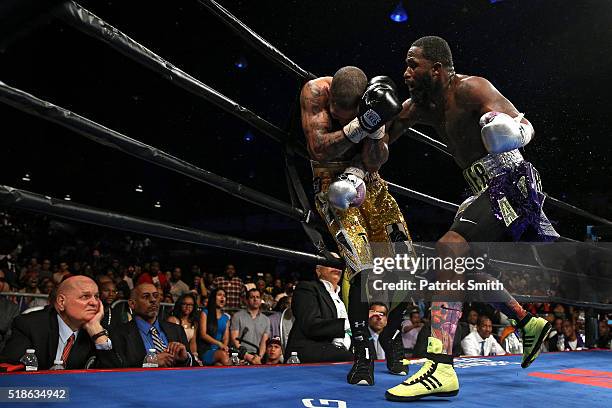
[[0, 1, 611, 407]]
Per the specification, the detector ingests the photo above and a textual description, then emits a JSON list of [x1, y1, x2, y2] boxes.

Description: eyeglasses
[[182, 303, 195, 307]]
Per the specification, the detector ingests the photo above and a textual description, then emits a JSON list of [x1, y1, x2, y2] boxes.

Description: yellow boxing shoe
[[517, 314, 552, 368], [385, 337, 459, 402]]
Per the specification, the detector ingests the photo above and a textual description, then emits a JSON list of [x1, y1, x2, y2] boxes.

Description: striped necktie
[[150, 326, 167, 353], [61, 334, 75, 365]]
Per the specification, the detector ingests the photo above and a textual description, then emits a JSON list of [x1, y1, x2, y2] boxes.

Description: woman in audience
[[198, 288, 230, 365], [167, 293, 201, 364]]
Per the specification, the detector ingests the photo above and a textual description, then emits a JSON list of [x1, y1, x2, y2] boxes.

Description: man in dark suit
[[1, 276, 120, 369], [110, 283, 192, 367], [285, 263, 353, 363], [0, 296, 19, 353]]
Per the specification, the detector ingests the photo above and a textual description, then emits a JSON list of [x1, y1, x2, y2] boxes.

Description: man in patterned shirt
[[212, 264, 244, 309]]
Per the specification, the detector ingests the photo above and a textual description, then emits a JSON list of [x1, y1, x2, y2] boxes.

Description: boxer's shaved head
[[330, 66, 367, 111]]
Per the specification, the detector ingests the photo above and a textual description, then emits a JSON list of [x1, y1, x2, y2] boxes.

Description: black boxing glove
[[359, 76, 402, 133], [342, 76, 401, 143]]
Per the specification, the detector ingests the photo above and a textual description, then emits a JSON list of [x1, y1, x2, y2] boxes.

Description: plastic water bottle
[[286, 351, 300, 364], [506, 336, 515, 354], [142, 349, 159, 368], [557, 334, 565, 351], [19, 349, 38, 371], [49, 360, 65, 370], [230, 352, 240, 366]]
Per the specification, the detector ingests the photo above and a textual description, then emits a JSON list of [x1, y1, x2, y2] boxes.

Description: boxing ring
[[1, 0, 612, 406], [1, 351, 611, 407]]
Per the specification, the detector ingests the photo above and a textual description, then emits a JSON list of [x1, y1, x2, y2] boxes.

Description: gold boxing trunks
[[312, 161, 415, 305]]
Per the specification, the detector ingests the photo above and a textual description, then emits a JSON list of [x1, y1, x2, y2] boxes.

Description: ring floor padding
[[1, 350, 610, 407]]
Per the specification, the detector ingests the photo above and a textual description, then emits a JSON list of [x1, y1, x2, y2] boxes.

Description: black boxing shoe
[[347, 338, 374, 386], [385, 329, 408, 376]]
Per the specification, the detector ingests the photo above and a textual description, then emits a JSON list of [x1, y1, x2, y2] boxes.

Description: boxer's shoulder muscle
[[301, 77, 332, 132], [455, 75, 515, 116], [301, 77, 332, 108], [455, 75, 493, 106]]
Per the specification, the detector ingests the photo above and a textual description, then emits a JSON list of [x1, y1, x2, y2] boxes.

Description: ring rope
[[0, 81, 305, 222], [0, 185, 340, 267], [55, 1, 308, 158]]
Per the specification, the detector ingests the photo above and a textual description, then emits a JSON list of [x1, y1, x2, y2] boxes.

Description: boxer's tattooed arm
[[361, 137, 389, 172], [301, 80, 354, 161]]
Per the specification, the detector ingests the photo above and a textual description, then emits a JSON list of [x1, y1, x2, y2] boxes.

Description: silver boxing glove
[[327, 167, 366, 210], [480, 111, 534, 153]]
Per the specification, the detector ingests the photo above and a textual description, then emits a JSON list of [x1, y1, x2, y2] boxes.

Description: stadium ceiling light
[[390, 1, 408, 23], [22, 173, 31, 182], [244, 130, 254, 142], [135, 184, 144, 193], [235, 56, 248, 69]]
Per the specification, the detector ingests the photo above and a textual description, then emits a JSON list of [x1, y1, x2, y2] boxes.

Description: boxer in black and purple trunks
[[453, 147, 558, 243], [384, 36, 558, 402]]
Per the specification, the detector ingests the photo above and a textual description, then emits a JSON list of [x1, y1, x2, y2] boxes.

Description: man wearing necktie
[[110, 283, 193, 367], [460, 316, 506, 357], [2, 276, 120, 369], [368, 302, 389, 360]]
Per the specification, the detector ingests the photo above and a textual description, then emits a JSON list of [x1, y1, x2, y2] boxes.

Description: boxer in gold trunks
[[300, 66, 414, 385]]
